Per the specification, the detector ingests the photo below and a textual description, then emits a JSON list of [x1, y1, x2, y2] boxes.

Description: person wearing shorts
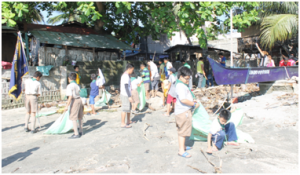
[[120, 63, 135, 128], [130, 73, 142, 114], [89, 73, 99, 116], [24, 71, 43, 134], [64, 73, 84, 139], [164, 67, 177, 116], [147, 60, 160, 98], [175, 66, 200, 158], [140, 63, 150, 100]]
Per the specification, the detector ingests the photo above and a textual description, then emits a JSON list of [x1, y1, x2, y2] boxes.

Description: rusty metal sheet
[[30, 30, 134, 50]]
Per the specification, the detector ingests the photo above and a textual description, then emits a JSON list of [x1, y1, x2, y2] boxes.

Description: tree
[[2, 2, 260, 49], [257, 2, 298, 50]]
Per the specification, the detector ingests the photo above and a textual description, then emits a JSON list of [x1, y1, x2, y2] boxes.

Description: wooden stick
[[187, 165, 207, 174], [212, 97, 227, 116]]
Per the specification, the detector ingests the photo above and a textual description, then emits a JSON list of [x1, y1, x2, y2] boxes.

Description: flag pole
[[230, 8, 234, 106]]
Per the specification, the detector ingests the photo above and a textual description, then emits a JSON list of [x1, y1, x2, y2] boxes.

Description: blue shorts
[[89, 95, 96, 105]]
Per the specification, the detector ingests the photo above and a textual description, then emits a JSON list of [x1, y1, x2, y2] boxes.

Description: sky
[[39, 9, 228, 26]]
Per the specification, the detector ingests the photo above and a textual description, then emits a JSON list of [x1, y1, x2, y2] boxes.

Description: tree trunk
[[183, 30, 192, 45], [94, 2, 105, 33]]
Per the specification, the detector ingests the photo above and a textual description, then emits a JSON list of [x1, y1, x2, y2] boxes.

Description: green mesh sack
[[137, 77, 146, 111], [94, 90, 112, 107], [44, 110, 74, 134]]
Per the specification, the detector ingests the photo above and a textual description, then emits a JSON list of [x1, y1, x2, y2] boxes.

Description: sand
[[1, 91, 298, 173]]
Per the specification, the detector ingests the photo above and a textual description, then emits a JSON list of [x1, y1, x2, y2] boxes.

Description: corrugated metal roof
[[2, 25, 17, 30], [30, 30, 134, 50]]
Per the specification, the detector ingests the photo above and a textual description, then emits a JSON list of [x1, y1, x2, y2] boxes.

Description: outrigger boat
[[208, 58, 299, 85]]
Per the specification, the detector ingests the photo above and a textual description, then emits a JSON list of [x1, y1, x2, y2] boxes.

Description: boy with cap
[[164, 67, 177, 116], [64, 72, 84, 139], [207, 109, 239, 153], [24, 71, 43, 134]]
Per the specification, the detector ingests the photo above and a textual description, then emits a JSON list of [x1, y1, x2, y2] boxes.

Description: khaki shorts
[[69, 98, 84, 121], [120, 94, 131, 113], [144, 83, 150, 91], [25, 94, 38, 113], [175, 110, 192, 137], [131, 89, 140, 104]]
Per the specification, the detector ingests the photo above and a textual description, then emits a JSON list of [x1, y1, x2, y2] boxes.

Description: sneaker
[[24, 128, 31, 132], [68, 134, 81, 139], [79, 132, 83, 136]]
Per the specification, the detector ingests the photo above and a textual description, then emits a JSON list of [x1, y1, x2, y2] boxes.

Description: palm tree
[[47, 12, 82, 25], [258, 2, 298, 50]]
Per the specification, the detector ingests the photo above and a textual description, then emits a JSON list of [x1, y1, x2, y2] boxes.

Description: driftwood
[[187, 165, 207, 173], [200, 148, 222, 173]]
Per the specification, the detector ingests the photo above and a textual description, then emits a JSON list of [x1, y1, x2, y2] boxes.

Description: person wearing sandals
[[175, 66, 200, 158], [120, 63, 135, 128], [130, 73, 142, 114], [88, 73, 99, 116], [24, 71, 43, 134], [207, 109, 239, 154], [164, 67, 177, 117], [64, 73, 84, 139]]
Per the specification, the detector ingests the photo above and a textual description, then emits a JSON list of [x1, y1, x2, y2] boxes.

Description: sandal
[[164, 113, 170, 117], [121, 125, 132, 128], [185, 146, 193, 151], [178, 152, 191, 158]]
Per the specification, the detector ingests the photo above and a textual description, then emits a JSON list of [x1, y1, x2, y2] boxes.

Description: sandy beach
[[1, 91, 298, 173]]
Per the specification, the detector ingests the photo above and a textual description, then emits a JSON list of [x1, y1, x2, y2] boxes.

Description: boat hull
[[208, 58, 299, 85]]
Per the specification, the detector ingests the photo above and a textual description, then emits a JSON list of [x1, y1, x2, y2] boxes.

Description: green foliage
[[2, 1, 260, 48], [258, 2, 298, 49]]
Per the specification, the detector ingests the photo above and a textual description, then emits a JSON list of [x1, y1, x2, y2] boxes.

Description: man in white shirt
[[24, 71, 43, 134], [120, 63, 135, 128], [147, 60, 160, 98], [207, 109, 239, 154], [164, 57, 173, 79]]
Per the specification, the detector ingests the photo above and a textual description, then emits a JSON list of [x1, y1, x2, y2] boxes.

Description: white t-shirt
[[209, 118, 222, 135], [168, 74, 177, 97], [175, 83, 193, 115], [120, 73, 131, 97], [149, 62, 159, 79], [25, 78, 42, 95], [166, 62, 173, 76], [131, 78, 142, 90], [66, 82, 80, 99]]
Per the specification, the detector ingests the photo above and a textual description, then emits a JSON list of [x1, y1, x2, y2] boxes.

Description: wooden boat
[[207, 58, 299, 85]]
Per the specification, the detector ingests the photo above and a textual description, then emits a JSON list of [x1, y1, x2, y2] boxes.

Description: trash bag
[[137, 77, 146, 110], [36, 111, 56, 118], [44, 110, 74, 134], [201, 77, 207, 88], [80, 88, 88, 98], [94, 90, 111, 107], [190, 102, 254, 143]]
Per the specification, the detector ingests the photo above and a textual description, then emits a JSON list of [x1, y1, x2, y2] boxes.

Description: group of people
[[118, 59, 238, 158], [256, 43, 298, 67], [23, 57, 238, 158]]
